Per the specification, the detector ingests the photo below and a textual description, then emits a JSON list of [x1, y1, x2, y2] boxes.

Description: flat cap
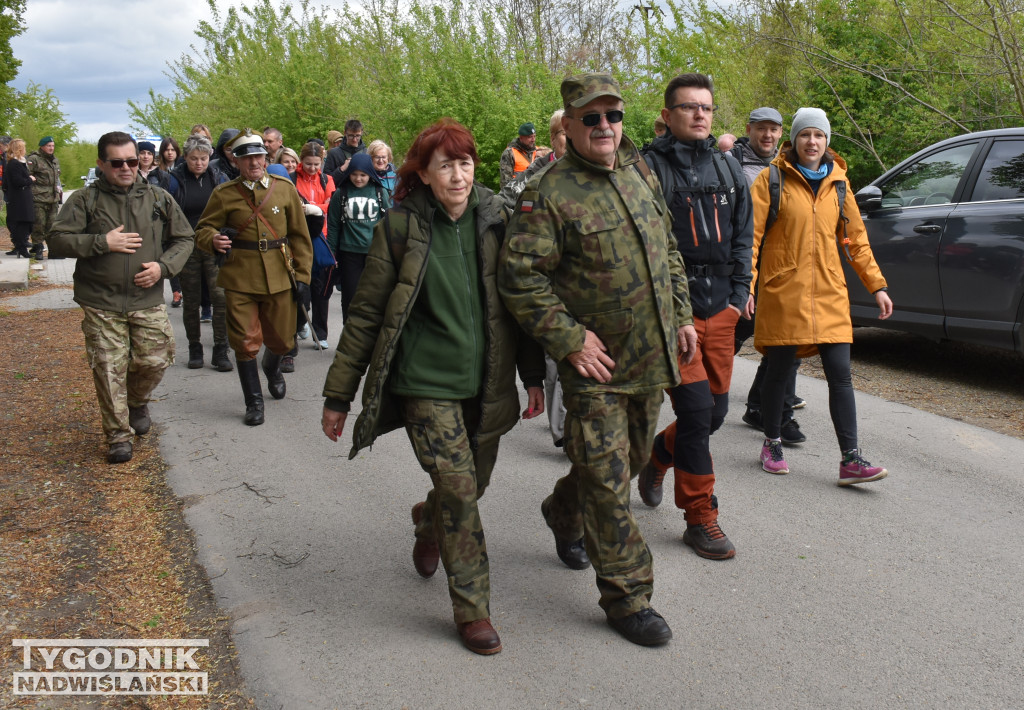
[[748, 107, 783, 125], [327, 130, 343, 145]]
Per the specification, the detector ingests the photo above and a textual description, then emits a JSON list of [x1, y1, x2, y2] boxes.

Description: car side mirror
[[856, 185, 883, 211]]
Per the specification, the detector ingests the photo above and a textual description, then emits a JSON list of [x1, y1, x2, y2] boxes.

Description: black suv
[[848, 128, 1024, 352]]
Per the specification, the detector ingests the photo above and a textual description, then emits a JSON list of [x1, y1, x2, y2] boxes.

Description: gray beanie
[[790, 107, 830, 145]]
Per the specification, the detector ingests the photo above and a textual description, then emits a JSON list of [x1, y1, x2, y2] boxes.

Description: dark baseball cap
[[748, 107, 783, 125], [561, 73, 623, 110]]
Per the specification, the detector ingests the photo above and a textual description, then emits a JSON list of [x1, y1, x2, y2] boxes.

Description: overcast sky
[[8, 0, 323, 141]]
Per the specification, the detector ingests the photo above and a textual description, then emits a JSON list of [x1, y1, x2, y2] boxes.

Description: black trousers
[[762, 343, 857, 451]]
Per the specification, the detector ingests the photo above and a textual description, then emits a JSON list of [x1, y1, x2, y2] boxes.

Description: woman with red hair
[[319, 119, 545, 655]]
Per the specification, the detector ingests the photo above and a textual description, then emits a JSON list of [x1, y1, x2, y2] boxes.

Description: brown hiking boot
[[683, 520, 736, 560], [411, 502, 440, 578], [638, 459, 667, 508], [457, 618, 502, 655]]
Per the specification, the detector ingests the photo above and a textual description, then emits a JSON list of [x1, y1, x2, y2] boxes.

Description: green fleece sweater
[[389, 190, 486, 399]]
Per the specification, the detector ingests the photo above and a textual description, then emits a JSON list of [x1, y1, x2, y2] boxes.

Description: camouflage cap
[[560, 72, 624, 110]]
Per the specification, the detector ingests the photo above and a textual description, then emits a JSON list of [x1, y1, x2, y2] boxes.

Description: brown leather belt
[[231, 238, 288, 252]]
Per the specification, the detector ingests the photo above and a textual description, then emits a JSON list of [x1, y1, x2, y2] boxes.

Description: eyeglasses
[[371, 155, 389, 163], [345, 133, 362, 140], [667, 102, 718, 114], [105, 158, 140, 168], [571, 110, 624, 127]]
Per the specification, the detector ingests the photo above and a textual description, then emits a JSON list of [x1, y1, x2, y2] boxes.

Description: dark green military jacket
[[321, 184, 545, 459], [499, 135, 692, 395], [26, 150, 61, 204], [49, 174, 194, 314]]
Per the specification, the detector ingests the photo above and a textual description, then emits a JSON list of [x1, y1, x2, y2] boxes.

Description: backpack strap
[[765, 164, 784, 233], [835, 180, 852, 262]]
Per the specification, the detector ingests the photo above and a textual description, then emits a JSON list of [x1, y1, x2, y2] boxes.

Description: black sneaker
[[607, 608, 673, 646], [790, 396, 807, 409], [683, 521, 736, 560], [741, 408, 763, 430], [780, 419, 806, 445]]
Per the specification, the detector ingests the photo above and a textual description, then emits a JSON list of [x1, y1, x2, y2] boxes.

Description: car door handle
[[913, 224, 942, 234]]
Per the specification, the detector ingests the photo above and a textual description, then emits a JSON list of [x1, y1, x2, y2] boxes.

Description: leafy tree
[[9, 83, 77, 150], [0, 0, 26, 131]]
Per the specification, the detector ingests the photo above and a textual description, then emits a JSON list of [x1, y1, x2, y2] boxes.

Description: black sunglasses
[[572, 110, 625, 127], [105, 158, 140, 168]]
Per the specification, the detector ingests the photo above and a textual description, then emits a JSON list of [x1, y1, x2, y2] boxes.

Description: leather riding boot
[[236, 359, 265, 426], [187, 342, 204, 369], [261, 350, 286, 400], [211, 343, 234, 372]]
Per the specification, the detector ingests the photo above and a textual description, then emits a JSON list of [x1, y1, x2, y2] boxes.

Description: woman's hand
[[875, 290, 893, 320], [522, 386, 545, 419], [322, 406, 347, 442]]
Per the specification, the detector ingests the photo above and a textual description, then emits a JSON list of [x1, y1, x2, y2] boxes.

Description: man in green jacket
[[499, 73, 698, 647], [27, 136, 62, 259], [49, 132, 194, 463]]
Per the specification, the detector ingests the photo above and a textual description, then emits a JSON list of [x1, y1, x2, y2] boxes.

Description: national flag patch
[[520, 200, 534, 213]]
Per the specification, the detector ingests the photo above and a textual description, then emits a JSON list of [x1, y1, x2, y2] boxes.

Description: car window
[[969, 139, 1024, 202], [879, 143, 977, 208]]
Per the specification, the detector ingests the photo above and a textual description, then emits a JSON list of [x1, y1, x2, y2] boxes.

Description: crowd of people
[[15, 69, 896, 657]]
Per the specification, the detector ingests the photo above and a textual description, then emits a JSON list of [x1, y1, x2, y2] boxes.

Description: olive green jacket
[[49, 174, 194, 314], [26, 150, 61, 204], [499, 135, 692, 395], [321, 184, 545, 459]]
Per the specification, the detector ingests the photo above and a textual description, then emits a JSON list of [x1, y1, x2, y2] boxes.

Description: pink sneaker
[[838, 451, 888, 486], [760, 439, 789, 474]]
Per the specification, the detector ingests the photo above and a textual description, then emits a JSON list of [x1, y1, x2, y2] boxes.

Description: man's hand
[[677, 324, 698, 366], [742, 293, 756, 319], [875, 290, 893, 320], [303, 204, 323, 217], [522, 386, 545, 419], [106, 225, 142, 253], [322, 407, 348, 442], [566, 329, 615, 383], [134, 262, 162, 289], [212, 233, 233, 253]]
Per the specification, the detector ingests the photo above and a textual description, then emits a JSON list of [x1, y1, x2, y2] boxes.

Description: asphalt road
[[152, 299, 1024, 709]]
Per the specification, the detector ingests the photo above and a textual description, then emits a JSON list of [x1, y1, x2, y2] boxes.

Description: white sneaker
[[297, 324, 311, 340], [316, 339, 329, 350]]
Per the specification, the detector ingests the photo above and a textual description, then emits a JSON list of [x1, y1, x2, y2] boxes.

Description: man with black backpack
[[637, 73, 753, 561]]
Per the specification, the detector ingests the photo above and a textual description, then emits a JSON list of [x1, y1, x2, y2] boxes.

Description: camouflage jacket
[[26, 150, 61, 204], [321, 183, 545, 459], [499, 135, 692, 396], [49, 174, 194, 314]]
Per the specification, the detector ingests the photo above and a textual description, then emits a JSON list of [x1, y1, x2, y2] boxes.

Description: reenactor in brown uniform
[[195, 129, 313, 426]]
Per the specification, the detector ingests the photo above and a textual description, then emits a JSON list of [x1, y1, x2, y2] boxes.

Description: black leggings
[[762, 343, 857, 451]]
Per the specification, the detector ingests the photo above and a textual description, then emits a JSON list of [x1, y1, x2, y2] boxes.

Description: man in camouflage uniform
[[49, 131, 194, 463], [195, 129, 312, 426], [27, 136, 62, 259], [499, 73, 698, 647]]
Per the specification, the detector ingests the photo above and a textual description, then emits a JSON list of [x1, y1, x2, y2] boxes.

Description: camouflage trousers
[[544, 389, 662, 618], [30, 201, 58, 247], [403, 397, 499, 624], [80, 305, 175, 444], [180, 249, 227, 347]]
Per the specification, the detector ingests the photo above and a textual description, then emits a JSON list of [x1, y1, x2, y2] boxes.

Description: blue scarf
[[796, 161, 831, 181]]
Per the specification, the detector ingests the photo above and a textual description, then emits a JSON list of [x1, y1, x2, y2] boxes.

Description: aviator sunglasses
[[572, 110, 625, 127], [105, 158, 140, 168]]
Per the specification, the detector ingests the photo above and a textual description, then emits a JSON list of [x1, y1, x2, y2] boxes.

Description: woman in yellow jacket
[[747, 108, 893, 485]]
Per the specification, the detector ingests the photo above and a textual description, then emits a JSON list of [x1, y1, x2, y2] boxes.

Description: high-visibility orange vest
[[512, 146, 536, 175]]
